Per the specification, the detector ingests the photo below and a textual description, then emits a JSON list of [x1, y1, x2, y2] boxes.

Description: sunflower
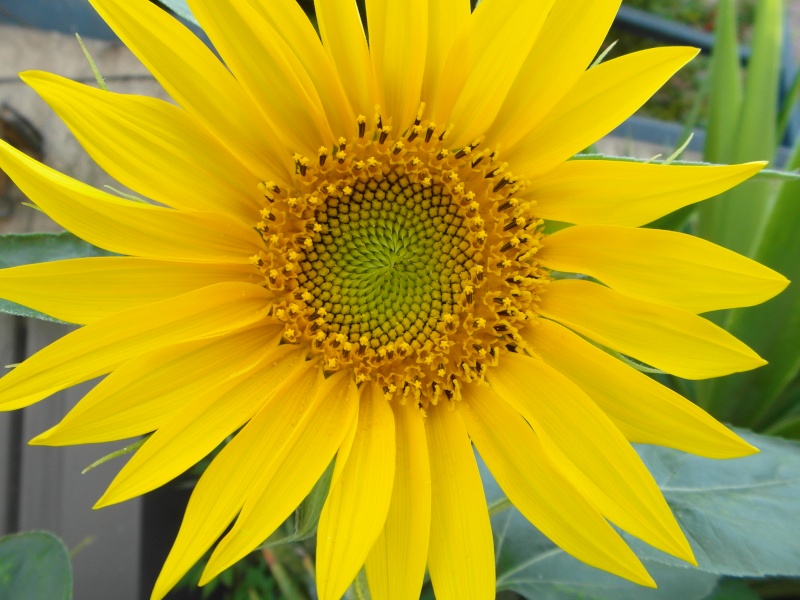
[[0, 0, 789, 598]]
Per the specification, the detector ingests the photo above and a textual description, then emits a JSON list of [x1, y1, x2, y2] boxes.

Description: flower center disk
[[251, 111, 549, 406]]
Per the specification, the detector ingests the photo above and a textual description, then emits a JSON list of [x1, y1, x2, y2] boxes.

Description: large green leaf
[[482, 460, 717, 600], [0, 531, 72, 600], [487, 429, 800, 600], [493, 508, 718, 600], [0, 232, 112, 323], [625, 430, 800, 577]]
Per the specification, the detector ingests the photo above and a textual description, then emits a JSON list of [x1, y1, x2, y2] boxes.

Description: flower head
[[0, 0, 789, 599]]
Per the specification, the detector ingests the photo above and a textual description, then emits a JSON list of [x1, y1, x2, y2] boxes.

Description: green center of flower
[[301, 172, 476, 349], [249, 109, 549, 405]]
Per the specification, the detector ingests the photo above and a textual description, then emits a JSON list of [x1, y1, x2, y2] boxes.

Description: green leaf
[[344, 569, 371, 600], [704, 0, 742, 165], [262, 461, 334, 548], [481, 457, 717, 600], [156, 0, 200, 26], [493, 507, 718, 600], [486, 429, 800, 599], [778, 66, 800, 143], [702, 139, 800, 426], [0, 232, 113, 323], [702, 579, 761, 600], [0, 231, 112, 269], [623, 430, 800, 577], [766, 414, 800, 440], [0, 531, 73, 600], [0, 299, 70, 324], [696, 0, 784, 257]]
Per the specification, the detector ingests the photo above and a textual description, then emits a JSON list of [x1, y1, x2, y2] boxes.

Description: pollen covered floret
[[250, 107, 549, 406]]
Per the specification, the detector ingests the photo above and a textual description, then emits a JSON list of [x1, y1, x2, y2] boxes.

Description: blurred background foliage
[[604, 0, 756, 124]]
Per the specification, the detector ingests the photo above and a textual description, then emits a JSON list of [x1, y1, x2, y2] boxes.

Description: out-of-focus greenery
[[603, 0, 755, 124]]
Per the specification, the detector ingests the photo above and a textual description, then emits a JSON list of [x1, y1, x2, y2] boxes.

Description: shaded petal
[[538, 279, 766, 379], [488, 0, 622, 152], [95, 344, 308, 506], [247, 0, 355, 138], [421, 0, 470, 115], [0, 141, 263, 263], [0, 257, 260, 325], [530, 160, 765, 227], [436, 0, 556, 148], [508, 47, 698, 177], [201, 370, 358, 583], [0, 282, 271, 411], [188, 0, 333, 155], [539, 225, 788, 313], [31, 326, 284, 445], [151, 359, 325, 600], [524, 319, 758, 458], [366, 0, 428, 130], [24, 71, 261, 221], [461, 383, 654, 587], [88, 0, 291, 181], [366, 400, 431, 600], [317, 383, 396, 600], [489, 353, 694, 563], [426, 405, 494, 600], [314, 0, 377, 120]]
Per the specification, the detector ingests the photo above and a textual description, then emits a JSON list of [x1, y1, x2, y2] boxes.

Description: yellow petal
[[0, 282, 271, 411], [151, 358, 324, 600], [0, 141, 262, 264], [32, 326, 284, 446], [0, 257, 260, 325], [317, 383, 396, 600], [488, 0, 622, 152], [24, 71, 261, 222], [529, 160, 766, 227], [365, 401, 430, 600], [461, 383, 654, 587], [508, 47, 699, 177], [489, 353, 694, 564], [201, 370, 358, 584], [88, 0, 290, 181], [330, 392, 361, 490], [246, 0, 355, 138], [524, 319, 758, 459], [95, 344, 308, 507], [538, 279, 766, 379], [539, 225, 788, 313], [366, 0, 428, 130], [314, 0, 376, 121], [426, 405, 494, 600], [188, 0, 333, 155], [436, 0, 556, 148], [421, 0, 470, 115]]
